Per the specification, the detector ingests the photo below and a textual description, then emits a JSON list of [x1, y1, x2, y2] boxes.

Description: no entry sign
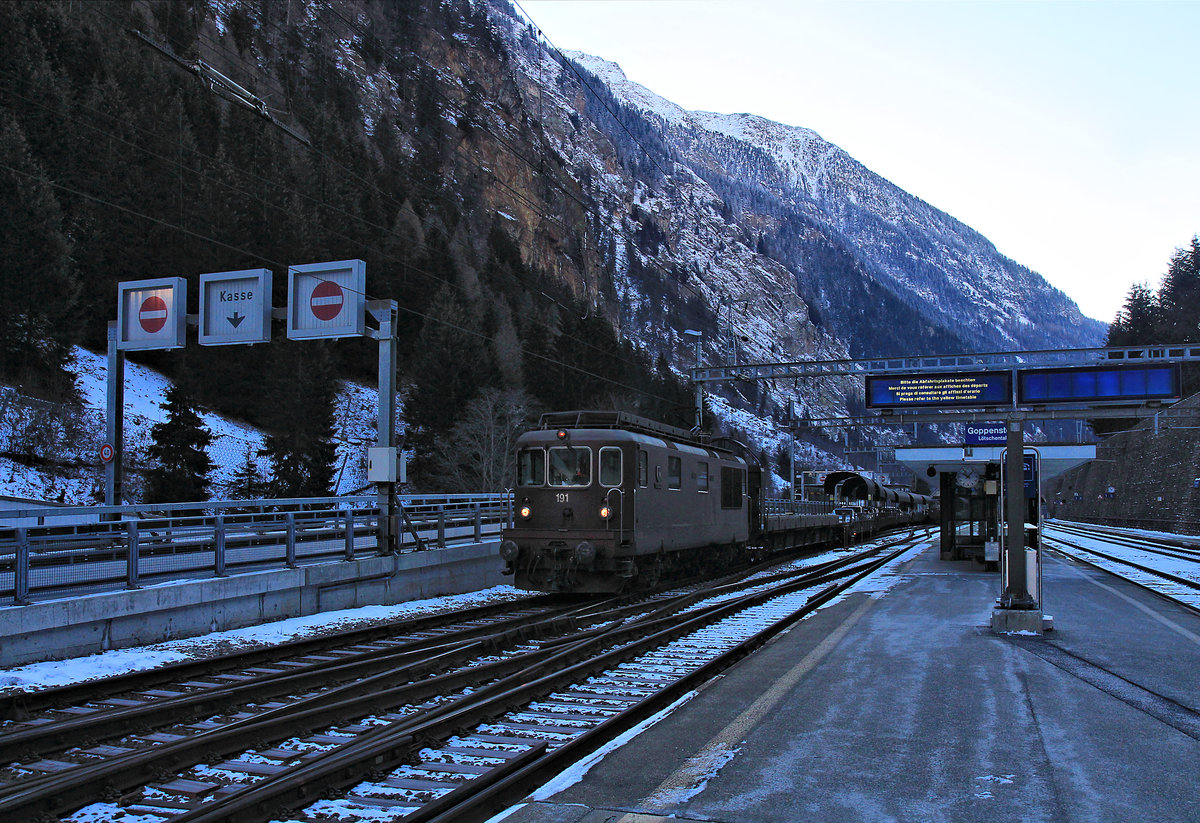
[[310, 280, 345, 321], [117, 278, 186, 350], [287, 260, 366, 340], [139, 296, 168, 333]]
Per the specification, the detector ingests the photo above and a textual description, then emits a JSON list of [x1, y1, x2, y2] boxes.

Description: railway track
[[0, 532, 928, 822], [1043, 521, 1200, 613]]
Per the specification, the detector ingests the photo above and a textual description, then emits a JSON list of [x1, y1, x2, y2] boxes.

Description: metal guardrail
[[0, 494, 513, 606]]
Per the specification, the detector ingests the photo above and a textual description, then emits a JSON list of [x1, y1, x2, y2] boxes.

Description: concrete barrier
[[0, 541, 505, 667]]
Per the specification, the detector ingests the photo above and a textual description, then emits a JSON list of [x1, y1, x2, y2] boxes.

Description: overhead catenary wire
[[309, 0, 767, 372], [0, 155, 684, 408], [0, 1, 706, 412], [121, 0, 762, 359], [128, 0, 669, 366], [0, 14, 645, 376], [129, 0, 737, 352]]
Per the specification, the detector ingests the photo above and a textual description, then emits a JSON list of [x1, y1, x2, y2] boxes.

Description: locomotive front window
[[600, 447, 622, 487], [548, 447, 592, 487], [517, 448, 545, 486]]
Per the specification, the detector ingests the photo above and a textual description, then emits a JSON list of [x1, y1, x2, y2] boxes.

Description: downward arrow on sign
[[228, 312, 244, 328]]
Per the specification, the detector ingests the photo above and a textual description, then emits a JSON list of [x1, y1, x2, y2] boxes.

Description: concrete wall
[[0, 541, 506, 667], [1048, 391, 1200, 534]]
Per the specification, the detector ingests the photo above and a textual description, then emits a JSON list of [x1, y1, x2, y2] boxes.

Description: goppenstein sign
[[866, 370, 1013, 409]]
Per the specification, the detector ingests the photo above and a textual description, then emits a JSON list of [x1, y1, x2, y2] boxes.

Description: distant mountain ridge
[[555, 49, 1105, 357]]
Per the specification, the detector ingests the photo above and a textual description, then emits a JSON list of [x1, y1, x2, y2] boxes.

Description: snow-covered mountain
[[0, 0, 1110, 505], [553, 49, 1104, 357]]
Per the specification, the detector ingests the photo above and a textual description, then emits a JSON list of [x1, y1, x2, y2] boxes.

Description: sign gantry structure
[[106, 261, 404, 554], [690, 343, 1200, 634]]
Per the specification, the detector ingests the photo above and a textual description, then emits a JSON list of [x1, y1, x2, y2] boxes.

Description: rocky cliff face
[[542, 48, 1105, 358], [209, 0, 1105, 428]]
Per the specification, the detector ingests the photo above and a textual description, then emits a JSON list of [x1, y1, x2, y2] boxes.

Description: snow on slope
[[561, 50, 1102, 351], [0, 349, 383, 506]]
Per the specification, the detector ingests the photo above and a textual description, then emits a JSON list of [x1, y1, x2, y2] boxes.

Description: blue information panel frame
[[866, 370, 1013, 409], [1017, 364, 1181, 405]]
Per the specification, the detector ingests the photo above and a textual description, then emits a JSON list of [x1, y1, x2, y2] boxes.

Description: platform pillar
[[939, 470, 957, 560], [994, 418, 1044, 633]]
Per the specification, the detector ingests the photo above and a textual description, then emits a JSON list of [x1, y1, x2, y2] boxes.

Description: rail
[[0, 493, 513, 606]]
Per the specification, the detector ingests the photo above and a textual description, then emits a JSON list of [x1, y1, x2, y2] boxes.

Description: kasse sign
[[199, 269, 272, 346]]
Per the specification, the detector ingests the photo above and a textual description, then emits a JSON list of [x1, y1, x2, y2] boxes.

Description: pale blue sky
[[518, 0, 1200, 324]]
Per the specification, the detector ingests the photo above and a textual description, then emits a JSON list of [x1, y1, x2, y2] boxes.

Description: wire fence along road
[[0, 494, 513, 606]]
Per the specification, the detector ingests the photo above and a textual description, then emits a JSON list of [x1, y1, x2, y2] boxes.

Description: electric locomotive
[[499, 411, 754, 593]]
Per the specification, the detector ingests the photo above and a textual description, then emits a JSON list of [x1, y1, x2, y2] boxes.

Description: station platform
[[499, 542, 1200, 823]]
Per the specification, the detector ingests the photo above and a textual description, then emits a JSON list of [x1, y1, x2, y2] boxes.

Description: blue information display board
[[866, 371, 1013, 409], [1017, 364, 1180, 405]]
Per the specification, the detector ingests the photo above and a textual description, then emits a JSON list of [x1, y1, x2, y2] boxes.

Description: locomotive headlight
[[599, 505, 611, 519], [500, 540, 519, 561], [519, 505, 533, 519], [574, 541, 596, 564]]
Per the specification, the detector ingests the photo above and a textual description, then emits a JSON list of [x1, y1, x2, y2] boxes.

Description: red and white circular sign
[[139, 295, 168, 333], [100, 443, 115, 464], [310, 280, 344, 321]]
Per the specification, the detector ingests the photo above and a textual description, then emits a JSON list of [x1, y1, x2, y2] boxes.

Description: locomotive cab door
[[599, 446, 627, 542], [747, 463, 763, 533]]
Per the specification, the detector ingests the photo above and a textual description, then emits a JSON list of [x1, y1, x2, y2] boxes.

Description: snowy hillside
[[0, 349, 382, 506], [558, 49, 1105, 355]]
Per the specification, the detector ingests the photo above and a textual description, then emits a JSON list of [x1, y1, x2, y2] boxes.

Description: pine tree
[[226, 447, 267, 500], [406, 285, 494, 484], [260, 343, 339, 498], [1156, 237, 1200, 343], [0, 109, 77, 397], [1105, 283, 1158, 347], [145, 385, 215, 503]]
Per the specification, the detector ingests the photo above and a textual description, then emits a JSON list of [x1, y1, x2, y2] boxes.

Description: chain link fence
[[0, 386, 372, 504]]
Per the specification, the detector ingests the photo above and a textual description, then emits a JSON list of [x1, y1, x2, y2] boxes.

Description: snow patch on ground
[[0, 585, 527, 694]]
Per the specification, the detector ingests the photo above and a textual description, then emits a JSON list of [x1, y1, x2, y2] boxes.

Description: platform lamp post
[[684, 329, 703, 431]]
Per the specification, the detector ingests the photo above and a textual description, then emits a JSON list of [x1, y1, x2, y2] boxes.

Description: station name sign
[[865, 371, 1013, 409], [866, 362, 1182, 410], [964, 422, 1007, 445]]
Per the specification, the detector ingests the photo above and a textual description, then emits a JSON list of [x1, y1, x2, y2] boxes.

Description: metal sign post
[[366, 300, 399, 554], [104, 321, 125, 509]]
